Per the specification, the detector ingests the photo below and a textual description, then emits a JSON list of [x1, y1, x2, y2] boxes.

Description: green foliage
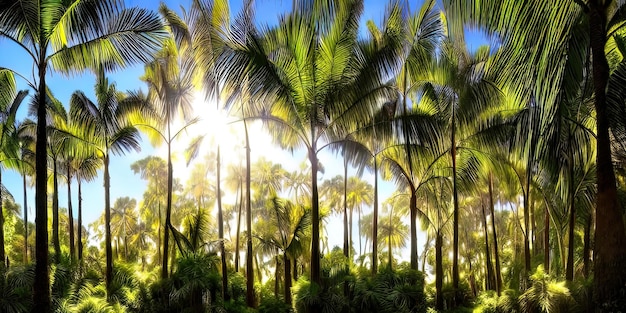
[[352, 267, 427, 313], [518, 266, 575, 313], [473, 290, 519, 313], [0, 265, 33, 313], [293, 277, 347, 313]]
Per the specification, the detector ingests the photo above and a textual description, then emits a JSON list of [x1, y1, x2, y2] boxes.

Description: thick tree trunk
[[23, 170, 28, 264], [435, 232, 444, 310], [67, 167, 75, 262], [104, 154, 113, 299], [310, 144, 321, 286], [33, 61, 50, 313], [217, 146, 229, 300], [489, 174, 502, 295], [53, 159, 60, 262], [372, 158, 379, 274], [244, 120, 255, 307], [588, 2, 626, 308]]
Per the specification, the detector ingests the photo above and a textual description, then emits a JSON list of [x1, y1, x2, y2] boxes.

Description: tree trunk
[[588, 2, 626, 308], [388, 207, 393, 269], [104, 153, 113, 299], [274, 256, 280, 298], [284, 253, 292, 306], [309, 144, 321, 286], [583, 215, 591, 278], [566, 159, 576, 282], [244, 120, 255, 307], [235, 182, 242, 272], [78, 177, 83, 261], [372, 158, 379, 274], [0, 169, 5, 266], [481, 202, 495, 291], [435, 232, 444, 310], [544, 199, 550, 274], [489, 173, 502, 295], [343, 157, 349, 297], [162, 138, 173, 279], [67, 167, 75, 262], [22, 169, 28, 264], [410, 187, 418, 270], [217, 146, 229, 300], [53, 159, 60, 262], [33, 60, 50, 313], [451, 118, 460, 301]]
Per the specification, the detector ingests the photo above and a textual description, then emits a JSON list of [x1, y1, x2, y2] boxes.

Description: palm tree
[[0, 2, 165, 309], [111, 197, 138, 261], [442, 0, 626, 305], [379, 194, 409, 269], [346, 176, 373, 258], [69, 68, 147, 298], [73, 155, 100, 262], [218, 0, 403, 288], [0, 70, 27, 265], [15, 120, 35, 264]]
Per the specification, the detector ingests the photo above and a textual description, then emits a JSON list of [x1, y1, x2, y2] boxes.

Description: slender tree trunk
[[53, 159, 60, 262], [0, 169, 5, 266], [489, 174, 502, 295], [104, 153, 113, 299], [23, 169, 28, 264], [274, 256, 280, 298], [162, 138, 173, 279], [67, 167, 75, 262], [435, 232, 444, 310], [343, 157, 349, 297], [481, 202, 495, 291], [284, 253, 292, 306], [588, 2, 626, 308], [372, 158, 379, 274], [523, 106, 536, 285], [244, 120, 255, 307], [410, 188, 418, 270], [78, 178, 83, 261], [157, 202, 162, 266], [309, 144, 321, 286], [583, 215, 591, 278], [566, 158, 576, 282], [33, 60, 50, 313], [293, 257, 298, 281], [388, 207, 393, 269], [543, 197, 550, 274], [235, 181, 242, 272], [451, 118, 460, 300], [217, 146, 229, 300]]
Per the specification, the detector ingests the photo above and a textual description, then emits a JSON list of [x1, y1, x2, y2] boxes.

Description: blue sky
[[1, 0, 488, 263]]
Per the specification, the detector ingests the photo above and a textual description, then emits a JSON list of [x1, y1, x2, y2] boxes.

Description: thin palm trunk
[[284, 253, 292, 306], [410, 188, 418, 270], [78, 177, 83, 261], [566, 152, 576, 281], [34, 57, 50, 313], [244, 119, 254, 307], [67, 167, 75, 261], [481, 202, 495, 290], [583, 215, 591, 278], [372, 157, 379, 274], [235, 181, 242, 272], [543, 197, 550, 274], [489, 173, 502, 295], [22, 168, 28, 264], [217, 146, 229, 300], [588, 2, 626, 306], [162, 122, 173, 279], [52, 159, 60, 262], [435, 232, 443, 310], [310, 140, 321, 286], [388, 205, 393, 269], [104, 153, 113, 298], [343, 157, 349, 297], [451, 117, 460, 299]]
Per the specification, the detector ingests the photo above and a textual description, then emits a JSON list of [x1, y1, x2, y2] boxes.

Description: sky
[[0, 0, 488, 265]]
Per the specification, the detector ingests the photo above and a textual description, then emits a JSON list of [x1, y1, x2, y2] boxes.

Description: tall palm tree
[[111, 197, 137, 261], [218, 0, 403, 288], [0, 2, 165, 310], [69, 68, 147, 298], [15, 120, 35, 264], [0, 70, 27, 265], [72, 154, 100, 262], [346, 176, 373, 257], [443, 0, 626, 305]]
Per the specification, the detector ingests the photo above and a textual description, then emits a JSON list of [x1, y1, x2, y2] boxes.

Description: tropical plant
[[0, 1, 165, 309]]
